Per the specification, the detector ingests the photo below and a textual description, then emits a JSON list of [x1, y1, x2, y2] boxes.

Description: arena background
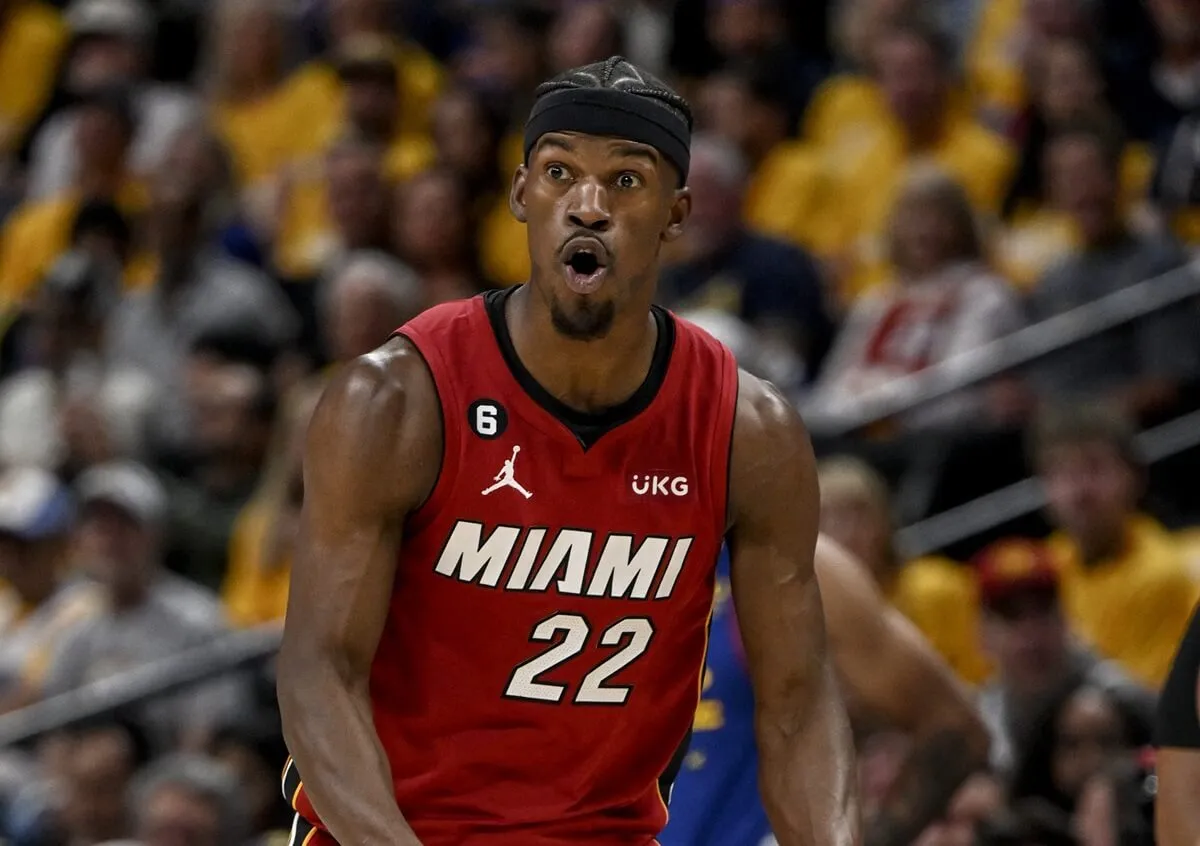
[[0, 0, 1197, 842]]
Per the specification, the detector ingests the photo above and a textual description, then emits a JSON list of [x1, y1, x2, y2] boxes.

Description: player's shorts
[[288, 814, 335, 846]]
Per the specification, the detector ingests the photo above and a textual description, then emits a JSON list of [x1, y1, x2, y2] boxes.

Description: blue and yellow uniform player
[[662, 540, 991, 846]]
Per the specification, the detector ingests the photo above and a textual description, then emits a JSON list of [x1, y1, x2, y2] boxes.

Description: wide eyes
[[543, 164, 645, 190]]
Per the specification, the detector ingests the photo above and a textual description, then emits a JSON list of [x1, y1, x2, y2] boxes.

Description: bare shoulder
[[306, 336, 443, 516], [728, 369, 817, 528]]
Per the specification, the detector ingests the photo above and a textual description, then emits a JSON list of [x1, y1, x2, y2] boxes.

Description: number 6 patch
[[468, 399, 508, 440]]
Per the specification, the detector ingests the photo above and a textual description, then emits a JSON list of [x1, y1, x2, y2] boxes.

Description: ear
[[509, 165, 529, 223], [662, 187, 692, 243]]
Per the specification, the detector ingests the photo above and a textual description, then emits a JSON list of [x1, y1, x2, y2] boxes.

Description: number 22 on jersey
[[504, 614, 655, 705]]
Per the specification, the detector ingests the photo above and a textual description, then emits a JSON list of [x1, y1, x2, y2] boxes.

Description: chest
[[409, 419, 722, 607]]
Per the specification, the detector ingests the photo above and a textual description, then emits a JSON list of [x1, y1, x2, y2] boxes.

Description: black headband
[[524, 87, 691, 183]]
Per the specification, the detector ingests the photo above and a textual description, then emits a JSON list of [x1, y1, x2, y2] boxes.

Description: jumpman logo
[[481, 445, 533, 499]]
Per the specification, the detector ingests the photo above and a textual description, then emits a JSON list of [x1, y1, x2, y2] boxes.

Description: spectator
[[429, 86, 522, 287], [430, 86, 508, 201], [41, 461, 249, 750], [57, 718, 153, 844], [321, 250, 422, 366], [222, 382, 320, 629], [804, 0, 915, 152], [0, 84, 144, 313], [0, 467, 99, 714], [1009, 682, 1153, 825], [130, 754, 246, 846], [547, 1, 624, 76], [164, 354, 275, 592], [205, 0, 296, 189], [964, 0, 1091, 134], [1003, 41, 1154, 224], [807, 166, 1023, 432], [105, 123, 297, 459], [972, 538, 1154, 775], [697, 58, 842, 260], [274, 130, 394, 283], [659, 134, 832, 391], [454, 3, 548, 125], [0, 251, 156, 471], [816, 455, 991, 685], [996, 39, 1156, 289], [1034, 403, 1198, 687], [209, 722, 293, 840], [704, 0, 824, 121], [334, 33, 434, 180], [394, 169, 487, 304], [0, 0, 68, 159], [26, 0, 199, 201], [830, 17, 1016, 299], [280, 0, 443, 160], [1027, 117, 1198, 418]]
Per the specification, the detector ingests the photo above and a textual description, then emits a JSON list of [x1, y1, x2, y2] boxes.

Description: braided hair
[[533, 56, 693, 133]]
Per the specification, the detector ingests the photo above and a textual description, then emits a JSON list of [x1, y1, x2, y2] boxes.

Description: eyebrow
[[536, 136, 575, 155], [536, 136, 660, 168], [610, 143, 660, 168]]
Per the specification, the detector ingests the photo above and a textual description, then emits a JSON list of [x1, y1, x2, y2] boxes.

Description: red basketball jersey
[[289, 288, 739, 845]]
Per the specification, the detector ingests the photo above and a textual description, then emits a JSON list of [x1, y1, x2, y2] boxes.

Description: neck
[[506, 283, 660, 413], [903, 115, 943, 150], [77, 164, 124, 199], [1076, 528, 1126, 566], [226, 74, 274, 103], [1082, 218, 1125, 250], [109, 581, 149, 612]]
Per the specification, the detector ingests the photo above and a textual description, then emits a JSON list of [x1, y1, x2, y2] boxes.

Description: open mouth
[[561, 240, 609, 295], [567, 250, 601, 276]]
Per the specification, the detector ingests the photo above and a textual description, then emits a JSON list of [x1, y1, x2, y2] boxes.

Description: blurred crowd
[[0, 0, 1196, 843]]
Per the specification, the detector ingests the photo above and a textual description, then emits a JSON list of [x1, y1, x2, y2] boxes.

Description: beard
[[549, 296, 616, 341]]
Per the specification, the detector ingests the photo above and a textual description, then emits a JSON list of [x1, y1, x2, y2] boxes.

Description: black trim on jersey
[[659, 725, 692, 804], [1157, 601, 1200, 748], [482, 287, 676, 450], [724, 367, 740, 532]]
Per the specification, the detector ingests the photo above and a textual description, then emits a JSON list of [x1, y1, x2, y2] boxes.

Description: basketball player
[[276, 57, 858, 846], [1153, 603, 1200, 846], [662, 537, 989, 846]]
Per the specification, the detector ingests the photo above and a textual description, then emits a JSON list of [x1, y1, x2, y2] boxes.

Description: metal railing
[[0, 624, 281, 748], [3, 259, 1200, 746], [803, 260, 1200, 436], [894, 406, 1200, 558]]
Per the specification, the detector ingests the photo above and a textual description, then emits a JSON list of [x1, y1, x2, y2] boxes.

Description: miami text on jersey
[[434, 520, 695, 600]]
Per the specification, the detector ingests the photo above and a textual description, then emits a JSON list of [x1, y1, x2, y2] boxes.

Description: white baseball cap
[[75, 461, 166, 527], [0, 467, 75, 541]]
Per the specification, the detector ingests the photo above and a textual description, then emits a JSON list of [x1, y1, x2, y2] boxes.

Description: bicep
[[282, 349, 439, 679], [727, 377, 826, 707]]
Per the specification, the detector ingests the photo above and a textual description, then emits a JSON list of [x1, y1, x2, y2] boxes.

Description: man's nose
[[567, 180, 611, 232]]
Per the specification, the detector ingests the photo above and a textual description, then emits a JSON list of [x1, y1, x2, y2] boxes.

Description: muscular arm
[[276, 339, 441, 845], [815, 537, 990, 846], [727, 372, 860, 846]]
